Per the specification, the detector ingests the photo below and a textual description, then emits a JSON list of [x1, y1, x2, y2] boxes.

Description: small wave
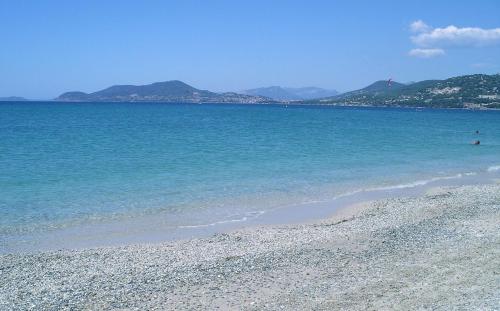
[[177, 211, 265, 229], [363, 174, 464, 192], [487, 165, 500, 172]]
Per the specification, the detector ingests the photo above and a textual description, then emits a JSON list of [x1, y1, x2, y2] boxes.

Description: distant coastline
[[6, 99, 500, 112], [3, 73, 500, 109], [0, 96, 28, 102], [51, 73, 500, 109]]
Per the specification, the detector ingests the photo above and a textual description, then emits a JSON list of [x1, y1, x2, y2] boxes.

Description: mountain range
[[243, 86, 338, 101], [53, 74, 500, 109], [56, 81, 273, 104]]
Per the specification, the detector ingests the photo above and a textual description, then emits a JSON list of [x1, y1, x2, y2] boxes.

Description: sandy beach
[[1, 183, 499, 310]]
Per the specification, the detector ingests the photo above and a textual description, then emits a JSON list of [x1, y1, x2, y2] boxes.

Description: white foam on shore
[[327, 173, 466, 201], [364, 174, 464, 192], [177, 211, 266, 229]]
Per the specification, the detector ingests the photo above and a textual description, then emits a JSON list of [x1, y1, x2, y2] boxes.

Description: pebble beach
[[1, 183, 499, 310]]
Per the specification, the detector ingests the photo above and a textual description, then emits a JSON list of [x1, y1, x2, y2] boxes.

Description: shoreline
[[2, 167, 499, 254], [4, 100, 500, 111], [1, 183, 499, 309]]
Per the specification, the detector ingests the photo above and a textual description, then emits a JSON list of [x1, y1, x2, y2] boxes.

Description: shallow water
[[1, 102, 499, 252]]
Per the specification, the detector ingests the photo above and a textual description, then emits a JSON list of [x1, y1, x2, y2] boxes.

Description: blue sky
[[1, 0, 499, 99]]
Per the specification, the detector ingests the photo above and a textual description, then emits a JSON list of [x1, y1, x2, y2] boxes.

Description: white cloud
[[408, 48, 445, 58], [412, 25, 500, 47], [410, 20, 431, 33], [408, 20, 500, 58]]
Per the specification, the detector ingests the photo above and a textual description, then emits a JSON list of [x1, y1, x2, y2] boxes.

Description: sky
[[1, 0, 499, 99]]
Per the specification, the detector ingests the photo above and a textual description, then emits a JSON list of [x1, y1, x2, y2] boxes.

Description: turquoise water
[[1, 102, 499, 248]]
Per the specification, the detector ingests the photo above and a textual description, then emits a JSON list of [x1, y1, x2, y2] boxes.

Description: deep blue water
[[1, 102, 499, 243]]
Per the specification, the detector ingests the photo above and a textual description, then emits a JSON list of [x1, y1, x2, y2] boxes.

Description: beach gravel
[[1, 184, 499, 310]]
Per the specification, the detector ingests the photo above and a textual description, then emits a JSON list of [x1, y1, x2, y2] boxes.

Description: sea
[[1, 102, 499, 253]]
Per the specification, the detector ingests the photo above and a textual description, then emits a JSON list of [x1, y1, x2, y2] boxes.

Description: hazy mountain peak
[[243, 86, 338, 100]]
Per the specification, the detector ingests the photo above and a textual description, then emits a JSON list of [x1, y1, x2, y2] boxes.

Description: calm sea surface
[[1, 102, 499, 250]]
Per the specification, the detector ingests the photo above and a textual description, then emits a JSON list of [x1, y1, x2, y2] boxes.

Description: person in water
[[472, 130, 480, 145]]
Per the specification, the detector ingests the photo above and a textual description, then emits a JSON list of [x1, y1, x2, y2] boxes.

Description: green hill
[[56, 81, 273, 104], [309, 74, 500, 109]]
